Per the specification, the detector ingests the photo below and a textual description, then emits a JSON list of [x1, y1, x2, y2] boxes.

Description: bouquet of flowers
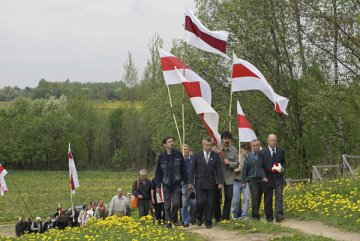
[[271, 162, 283, 174]]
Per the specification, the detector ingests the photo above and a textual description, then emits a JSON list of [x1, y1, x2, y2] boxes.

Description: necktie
[[272, 148, 276, 161]]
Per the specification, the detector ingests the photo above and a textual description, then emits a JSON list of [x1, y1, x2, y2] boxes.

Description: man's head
[[267, 134, 277, 148], [240, 143, 250, 155], [202, 137, 213, 153], [251, 139, 261, 153], [139, 169, 148, 180], [117, 188, 123, 197], [162, 136, 173, 150], [221, 131, 232, 148], [182, 144, 190, 157]]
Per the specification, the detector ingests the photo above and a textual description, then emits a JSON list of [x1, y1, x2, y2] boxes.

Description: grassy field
[[0, 101, 11, 108], [0, 171, 140, 223]]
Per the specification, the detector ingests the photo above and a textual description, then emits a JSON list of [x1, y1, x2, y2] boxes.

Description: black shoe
[[183, 223, 189, 228], [196, 219, 202, 226], [275, 216, 284, 222], [206, 224, 212, 229], [166, 223, 172, 228], [173, 222, 180, 227], [190, 220, 196, 225], [267, 219, 273, 223]]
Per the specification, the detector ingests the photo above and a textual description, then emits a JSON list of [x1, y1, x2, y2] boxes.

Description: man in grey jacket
[[212, 131, 239, 220]]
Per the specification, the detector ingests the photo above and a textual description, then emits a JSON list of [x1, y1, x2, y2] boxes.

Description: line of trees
[[0, 0, 359, 178]]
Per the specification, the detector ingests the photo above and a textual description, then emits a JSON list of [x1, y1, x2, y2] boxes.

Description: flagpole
[[10, 179, 34, 220], [166, 85, 183, 147]]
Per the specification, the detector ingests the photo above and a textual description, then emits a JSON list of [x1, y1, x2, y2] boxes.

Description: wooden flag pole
[[167, 84, 183, 147]]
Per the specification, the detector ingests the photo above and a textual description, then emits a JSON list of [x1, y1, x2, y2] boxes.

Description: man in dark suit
[[189, 137, 223, 229], [258, 134, 286, 222]]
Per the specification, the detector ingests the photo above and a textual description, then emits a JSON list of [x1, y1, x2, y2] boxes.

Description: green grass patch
[[273, 233, 334, 241], [0, 171, 140, 223], [284, 178, 360, 232], [96, 101, 143, 110]]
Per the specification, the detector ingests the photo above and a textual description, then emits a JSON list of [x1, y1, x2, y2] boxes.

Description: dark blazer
[[258, 147, 286, 186], [190, 150, 223, 190]]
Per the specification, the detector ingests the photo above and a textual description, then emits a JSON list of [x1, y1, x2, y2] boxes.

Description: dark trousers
[[138, 199, 150, 218], [262, 182, 284, 221], [222, 184, 233, 220], [213, 188, 221, 222], [248, 180, 263, 220], [195, 188, 214, 226], [163, 184, 181, 224], [154, 202, 165, 223]]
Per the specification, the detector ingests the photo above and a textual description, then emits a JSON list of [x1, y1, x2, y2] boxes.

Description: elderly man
[[109, 188, 130, 217], [213, 131, 239, 221], [132, 169, 151, 218], [258, 134, 286, 222], [189, 137, 223, 229], [241, 139, 263, 220], [155, 136, 188, 228]]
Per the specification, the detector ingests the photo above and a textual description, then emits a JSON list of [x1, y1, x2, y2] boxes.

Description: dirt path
[[280, 219, 360, 241], [0, 224, 15, 237]]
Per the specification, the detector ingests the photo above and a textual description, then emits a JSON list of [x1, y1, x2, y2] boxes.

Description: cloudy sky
[[0, 0, 195, 88]]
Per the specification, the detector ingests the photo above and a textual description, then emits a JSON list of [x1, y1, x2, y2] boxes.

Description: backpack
[[130, 179, 139, 208]]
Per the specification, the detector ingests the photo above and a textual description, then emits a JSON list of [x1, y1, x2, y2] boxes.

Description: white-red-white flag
[[159, 48, 212, 105], [175, 68, 221, 145], [237, 101, 257, 142], [68, 143, 79, 194], [185, 7, 229, 59], [231, 54, 289, 115], [0, 164, 8, 196]]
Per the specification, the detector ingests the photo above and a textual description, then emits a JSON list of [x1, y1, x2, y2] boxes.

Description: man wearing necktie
[[189, 137, 223, 229], [258, 134, 286, 222]]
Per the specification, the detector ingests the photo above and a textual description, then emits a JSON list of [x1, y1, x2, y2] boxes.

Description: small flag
[[237, 101, 257, 142], [68, 143, 80, 194], [0, 164, 8, 196]]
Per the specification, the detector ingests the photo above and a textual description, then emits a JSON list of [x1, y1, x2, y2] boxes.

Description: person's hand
[[151, 198, 155, 204], [218, 184, 223, 189], [156, 187, 161, 193], [223, 158, 229, 165], [188, 184, 193, 189], [262, 178, 269, 183], [138, 195, 143, 199]]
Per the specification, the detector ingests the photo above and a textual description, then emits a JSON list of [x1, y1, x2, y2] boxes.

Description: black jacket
[[190, 150, 223, 190], [132, 178, 151, 199], [258, 147, 286, 187], [155, 149, 188, 187]]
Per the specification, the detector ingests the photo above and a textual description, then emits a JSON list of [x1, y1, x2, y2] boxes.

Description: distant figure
[[258, 134, 286, 222], [94, 200, 109, 220], [77, 205, 87, 226], [66, 205, 79, 227], [132, 169, 151, 218], [189, 137, 223, 229], [24, 217, 33, 234], [155, 136, 188, 228], [15, 217, 26, 237], [109, 188, 130, 217], [151, 177, 165, 224], [54, 211, 68, 230], [42, 216, 53, 232], [31, 216, 43, 233]]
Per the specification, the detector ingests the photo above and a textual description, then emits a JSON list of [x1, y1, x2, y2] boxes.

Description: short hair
[[251, 139, 260, 144], [182, 144, 189, 149], [202, 137, 213, 144], [139, 169, 147, 175], [162, 136, 172, 145], [221, 131, 232, 139]]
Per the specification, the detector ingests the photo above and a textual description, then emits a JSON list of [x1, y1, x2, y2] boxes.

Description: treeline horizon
[[0, 0, 359, 178]]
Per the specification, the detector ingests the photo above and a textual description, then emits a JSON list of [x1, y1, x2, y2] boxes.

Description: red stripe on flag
[[68, 151, 73, 160], [0, 166, 4, 173], [275, 102, 284, 115], [70, 175, 75, 191], [185, 16, 227, 54], [183, 81, 202, 98], [232, 64, 260, 79], [238, 114, 253, 129], [160, 56, 188, 71], [199, 113, 219, 146]]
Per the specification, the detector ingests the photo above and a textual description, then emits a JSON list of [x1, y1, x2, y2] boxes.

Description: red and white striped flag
[[231, 54, 289, 115], [68, 143, 79, 194], [0, 164, 8, 196], [185, 7, 229, 59], [159, 48, 212, 105], [237, 101, 257, 142], [175, 68, 221, 145]]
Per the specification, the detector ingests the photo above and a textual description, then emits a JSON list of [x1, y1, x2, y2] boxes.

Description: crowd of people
[[15, 131, 286, 236]]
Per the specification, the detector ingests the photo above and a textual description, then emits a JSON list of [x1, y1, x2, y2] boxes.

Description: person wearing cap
[[231, 142, 251, 220], [212, 131, 239, 221], [180, 144, 196, 227], [31, 216, 43, 233], [241, 139, 263, 220], [258, 134, 286, 222]]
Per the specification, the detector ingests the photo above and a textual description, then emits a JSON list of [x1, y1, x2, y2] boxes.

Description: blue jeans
[[231, 180, 250, 218], [181, 185, 196, 225]]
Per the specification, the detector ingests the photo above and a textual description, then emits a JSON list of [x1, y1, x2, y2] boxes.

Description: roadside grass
[[284, 178, 360, 232], [0, 171, 141, 223], [219, 219, 334, 241]]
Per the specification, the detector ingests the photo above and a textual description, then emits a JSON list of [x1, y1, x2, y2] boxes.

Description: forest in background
[[0, 0, 359, 178]]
